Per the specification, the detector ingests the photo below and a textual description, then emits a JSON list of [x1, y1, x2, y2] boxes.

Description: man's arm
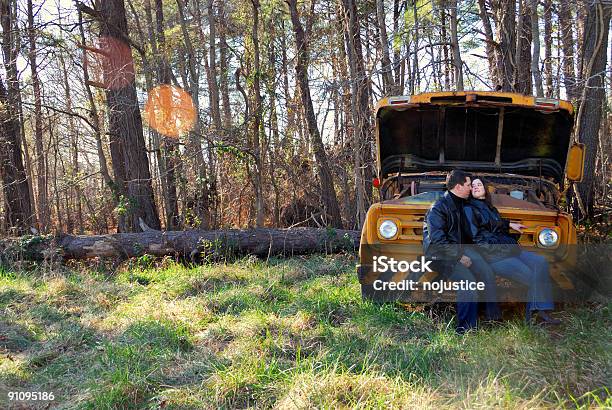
[[426, 205, 463, 262], [426, 206, 451, 244]]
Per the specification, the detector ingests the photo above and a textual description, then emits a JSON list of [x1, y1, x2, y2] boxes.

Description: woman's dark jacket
[[463, 198, 520, 262]]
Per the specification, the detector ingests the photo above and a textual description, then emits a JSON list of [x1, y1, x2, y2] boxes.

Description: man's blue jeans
[[490, 251, 554, 320], [464, 248, 501, 321], [447, 250, 501, 331], [447, 262, 478, 332]]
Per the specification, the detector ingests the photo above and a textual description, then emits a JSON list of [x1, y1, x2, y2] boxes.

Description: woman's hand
[[509, 222, 527, 233], [458, 255, 472, 267]]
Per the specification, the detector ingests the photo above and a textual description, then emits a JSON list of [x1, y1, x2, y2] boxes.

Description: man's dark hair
[[446, 170, 471, 191]]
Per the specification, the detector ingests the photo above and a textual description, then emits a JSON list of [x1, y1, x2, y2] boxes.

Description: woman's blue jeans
[[490, 251, 554, 320]]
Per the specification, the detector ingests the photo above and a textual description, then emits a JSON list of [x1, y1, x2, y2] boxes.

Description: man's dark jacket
[[422, 191, 470, 276], [463, 198, 520, 262]]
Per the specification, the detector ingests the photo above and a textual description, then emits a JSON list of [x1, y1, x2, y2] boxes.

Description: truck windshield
[[390, 191, 444, 204]]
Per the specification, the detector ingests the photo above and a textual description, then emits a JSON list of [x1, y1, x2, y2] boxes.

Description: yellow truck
[[358, 91, 585, 302]]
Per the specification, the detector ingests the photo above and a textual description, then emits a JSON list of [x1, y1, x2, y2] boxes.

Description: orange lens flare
[[84, 37, 136, 90], [144, 85, 196, 138]]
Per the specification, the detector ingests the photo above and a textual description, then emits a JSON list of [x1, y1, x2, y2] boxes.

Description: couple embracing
[[423, 170, 560, 333]]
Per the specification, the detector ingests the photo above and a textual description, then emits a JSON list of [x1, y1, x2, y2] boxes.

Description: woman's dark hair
[[472, 176, 494, 208]]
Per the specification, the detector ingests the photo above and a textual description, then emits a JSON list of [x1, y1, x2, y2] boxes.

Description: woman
[[464, 177, 560, 325]]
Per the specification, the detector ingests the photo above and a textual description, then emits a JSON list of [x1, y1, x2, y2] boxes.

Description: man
[[422, 170, 499, 332]]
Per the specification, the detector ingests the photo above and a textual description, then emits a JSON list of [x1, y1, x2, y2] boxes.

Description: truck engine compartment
[[380, 173, 560, 210]]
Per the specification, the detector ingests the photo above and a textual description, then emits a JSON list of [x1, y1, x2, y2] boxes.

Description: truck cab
[[358, 91, 585, 302]]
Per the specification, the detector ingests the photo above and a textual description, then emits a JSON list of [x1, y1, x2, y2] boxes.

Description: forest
[[0, 1, 611, 408], [0, 0, 609, 236]]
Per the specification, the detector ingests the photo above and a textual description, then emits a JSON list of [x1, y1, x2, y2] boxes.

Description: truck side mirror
[[566, 143, 585, 182]]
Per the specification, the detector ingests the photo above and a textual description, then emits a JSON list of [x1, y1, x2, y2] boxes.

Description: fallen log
[[0, 227, 361, 262]]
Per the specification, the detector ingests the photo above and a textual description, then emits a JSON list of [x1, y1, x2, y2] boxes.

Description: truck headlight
[[538, 228, 559, 247], [378, 220, 398, 239]]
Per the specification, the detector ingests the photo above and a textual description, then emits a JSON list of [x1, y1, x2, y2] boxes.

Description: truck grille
[[384, 212, 555, 247]]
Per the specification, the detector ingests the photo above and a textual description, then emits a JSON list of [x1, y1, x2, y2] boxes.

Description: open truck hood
[[376, 92, 574, 184]]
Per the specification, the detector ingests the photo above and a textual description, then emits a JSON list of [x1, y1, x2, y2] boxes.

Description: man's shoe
[[531, 310, 561, 326], [482, 318, 503, 327]]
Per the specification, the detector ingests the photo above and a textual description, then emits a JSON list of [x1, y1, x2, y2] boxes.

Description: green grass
[[0, 255, 610, 409]]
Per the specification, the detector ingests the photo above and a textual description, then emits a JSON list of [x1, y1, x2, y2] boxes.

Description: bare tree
[[152, 0, 180, 229], [80, 0, 161, 232], [574, 1, 610, 217], [493, 0, 516, 91], [514, 0, 532, 94], [530, 0, 543, 96], [340, 0, 373, 227], [449, 0, 463, 90], [376, 0, 396, 94], [558, 0, 577, 100], [287, 0, 343, 228], [250, 0, 265, 227], [27, 0, 49, 231], [218, 2, 232, 132], [543, 0, 553, 97], [0, 0, 34, 233], [175, 0, 212, 228], [477, 0, 498, 87], [207, 0, 223, 139]]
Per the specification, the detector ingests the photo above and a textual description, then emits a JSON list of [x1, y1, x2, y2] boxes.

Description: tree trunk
[[77, 7, 116, 206], [0, 77, 33, 235], [514, 0, 532, 94], [440, 1, 450, 90], [264, 28, 281, 227], [0, 0, 34, 234], [575, 1, 610, 218], [27, 0, 49, 232], [375, 0, 395, 95], [392, 0, 403, 89], [558, 0, 577, 100], [218, 2, 232, 132], [58, 53, 83, 233], [477, 0, 498, 88], [575, 1, 586, 81], [280, 19, 295, 150], [554, 25, 561, 98], [152, 0, 181, 230], [287, 0, 343, 228], [0, 227, 361, 262], [340, 0, 373, 228], [250, 0, 265, 227], [175, 0, 211, 229], [530, 0, 543, 96], [90, 0, 161, 232], [332, 4, 355, 225], [543, 0, 553, 97], [207, 0, 223, 137], [410, 0, 420, 93], [449, 0, 463, 90], [50, 118, 63, 231], [131, 0, 170, 230], [493, 0, 516, 91]]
